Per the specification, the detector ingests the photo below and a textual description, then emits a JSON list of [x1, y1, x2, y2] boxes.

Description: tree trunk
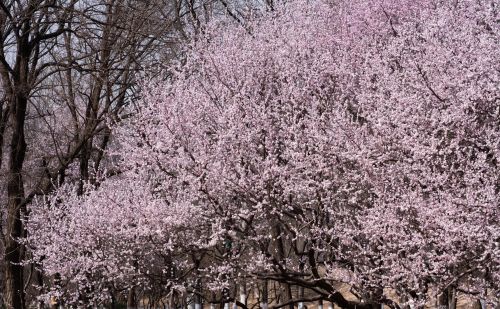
[[260, 280, 269, 309], [239, 282, 247, 307], [78, 140, 91, 195], [210, 291, 217, 309], [127, 287, 137, 309], [438, 289, 448, 309], [195, 279, 202, 309], [4, 90, 28, 309], [272, 224, 294, 309], [36, 268, 44, 309], [447, 288, 457, 309]]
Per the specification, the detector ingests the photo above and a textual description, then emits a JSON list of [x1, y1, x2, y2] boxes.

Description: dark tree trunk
[[271, 224, 294, 309], [4, 89, 28, 309], [260, 280, 269, 309], [127, 287, 138, 309], [438, 288, 449, 309], [447, 288, 457, 309], [78, 139, 91, 195]]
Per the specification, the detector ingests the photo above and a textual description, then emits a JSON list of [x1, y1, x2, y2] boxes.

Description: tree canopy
[[27, 0, 499, 308]]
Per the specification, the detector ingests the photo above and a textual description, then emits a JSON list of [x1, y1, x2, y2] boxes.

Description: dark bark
[[261, 280, 269, 309], [127, 287, 137, 309], [271, 224, 294, 309], [438, 289, 448, 309], [78, 139, 91, 195], [4, 84, 28, 309]]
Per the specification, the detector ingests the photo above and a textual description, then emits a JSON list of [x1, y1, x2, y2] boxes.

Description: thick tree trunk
[[77, 139, 93, 195], [4, 91, 28, 309], [438, 290, 448, 309], [4, 237, 25, 309], [127, 287, 137, 309], [271, 224, 294, 309]]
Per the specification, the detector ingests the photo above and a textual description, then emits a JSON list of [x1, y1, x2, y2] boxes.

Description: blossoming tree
[[28, 0, 499, 308]]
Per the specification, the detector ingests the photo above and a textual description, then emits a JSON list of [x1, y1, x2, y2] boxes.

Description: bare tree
[[0, 2, 79, 308]]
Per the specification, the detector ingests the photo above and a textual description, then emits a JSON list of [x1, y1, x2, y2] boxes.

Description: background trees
[[0, 2, 80, 307], [27, 0, 499, 308]]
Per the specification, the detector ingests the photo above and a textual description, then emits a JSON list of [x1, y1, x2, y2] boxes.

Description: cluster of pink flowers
[[27, 0, 499, 307]]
